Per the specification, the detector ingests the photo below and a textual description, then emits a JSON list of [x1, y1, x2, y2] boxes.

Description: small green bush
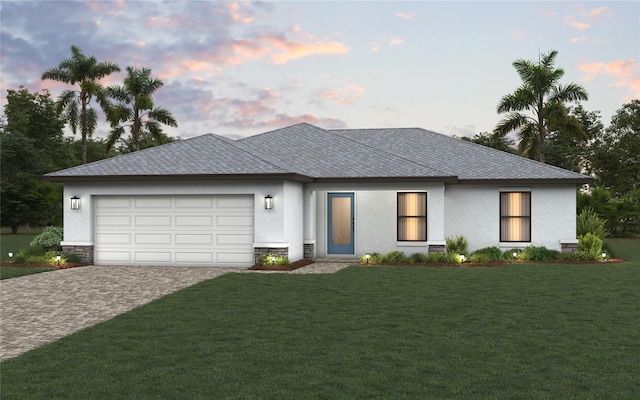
[[446, 235, 468, 255], [575, 233, 604, 261], [520, 246, 558, 261], [577, 207, 608, 238], [424, 252, 448, 263], [446, 252, 464, 264], [469, 253, 492, 263], [381, 251, 409, 263], [64, 253, 82, 263], [409, 253, 428, 263], [26, 251, 66, 265], [29, 226, 63, 252], [503, 249, 522, 260], [360, 252, 382, 263], [471, 246, 504, 262], [258, 254, 289, 266], [12, 245, 46, 264]]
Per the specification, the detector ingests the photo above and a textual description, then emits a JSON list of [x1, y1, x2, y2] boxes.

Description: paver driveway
[[0, 266, 236, 361]]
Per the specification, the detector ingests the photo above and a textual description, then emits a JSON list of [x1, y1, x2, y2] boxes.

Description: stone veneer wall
[[62, 245, 94, 265], [561, 242, 578, 253], [254, 247, 289, 265], [303, 243, 314, 259]]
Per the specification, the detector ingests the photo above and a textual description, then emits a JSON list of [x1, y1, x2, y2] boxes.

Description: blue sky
[[1, 1, 638, 140]]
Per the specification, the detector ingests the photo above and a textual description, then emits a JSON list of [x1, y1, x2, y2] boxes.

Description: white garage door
[[94, 195, 254, 267]]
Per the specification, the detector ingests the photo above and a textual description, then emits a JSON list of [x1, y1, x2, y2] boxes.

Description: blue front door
[[327, 193, 354, 254]]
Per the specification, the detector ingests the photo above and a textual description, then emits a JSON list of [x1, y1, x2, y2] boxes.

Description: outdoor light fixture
[[271, 255, 276, 264], [71, 196, 80, 210], [8, 252, 13, 260], [56, 255, 61, 265], [602, 252, 607, 261], [264, 195, 273, 210], [365, 254, 370, 264], [513, 251, 518, 259], [460, 255, 466, 263]]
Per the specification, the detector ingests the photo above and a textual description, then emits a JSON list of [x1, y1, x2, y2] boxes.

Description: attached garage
[[94, 195, 254, 267]]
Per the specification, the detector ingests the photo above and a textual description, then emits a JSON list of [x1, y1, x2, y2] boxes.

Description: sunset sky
[[1, 1, 638, 140]]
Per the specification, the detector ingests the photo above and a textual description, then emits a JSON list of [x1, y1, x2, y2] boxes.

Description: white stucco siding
[[282, 181, 304, 261], [310, 182, 446, 257], [62, 180, 287, 248], [444, 184, 577, 252]]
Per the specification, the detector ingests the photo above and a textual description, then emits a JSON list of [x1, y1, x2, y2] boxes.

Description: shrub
[[520, 246, 558, 261], [381, 251, 409, 263], [469, 252, 492, 263], [471, 246, 504, 262], [64, 253, 82, 263], [503, 249, 522, 260], [445, 235, 468, 255], [360, 252, 382, 264], [575, 233, 604, 261], [577, 207, 608, 238], [26, 251, 66, 265], [446, 252, 464, 264], [424, 252, 448, 263], [409, 253, 428, 263], [12, 245, 46, 264], [258, 254, 289, 266], [30, 226, 64, 252]]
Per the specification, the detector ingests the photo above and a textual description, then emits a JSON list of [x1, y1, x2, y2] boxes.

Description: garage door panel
[[175, 216, 213, 227], [96, 215, 131, 227], [217, 234, 253, 245], [95, 195, 254, 267], [176, 234, 212, 245], [135, 234, 171, 245], [96, 233, 131, 244], [176, 252, 213, 263], [135, 215, 172, 227], [175, 198, 213, 208], [95, 251, 131, 262]]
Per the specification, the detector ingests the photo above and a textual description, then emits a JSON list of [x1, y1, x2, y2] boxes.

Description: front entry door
[[327, 193, 354, 254]]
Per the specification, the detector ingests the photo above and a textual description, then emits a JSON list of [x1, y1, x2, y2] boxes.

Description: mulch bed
[[0, 262, 88, 269], [248, 258, 314, 271], [359, 258, 627, 267]]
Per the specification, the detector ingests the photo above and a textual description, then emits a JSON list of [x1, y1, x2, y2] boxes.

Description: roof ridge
[[329, 129, 454, 177]]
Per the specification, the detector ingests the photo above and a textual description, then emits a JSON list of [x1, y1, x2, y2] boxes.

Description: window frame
[[499, 191, 531, 243], [397, 192, 428, 242]]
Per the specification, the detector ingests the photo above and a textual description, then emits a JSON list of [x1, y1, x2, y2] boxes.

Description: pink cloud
[[579, 59, 640, 99], [370, 42, 380, 52], [396, 12, 416, 19], [260, 34, 349, 65], [389, 38, 404, 46], [570, 36, 589, 43], [583, 6, 608, 17], [320, 84, 366, 105], [570, 21, 590, 30]]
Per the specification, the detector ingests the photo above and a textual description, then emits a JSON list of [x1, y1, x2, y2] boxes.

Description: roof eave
[[43, 173, 315, 183], [313, 176, 458, 183], [457, 177, 592, 185]]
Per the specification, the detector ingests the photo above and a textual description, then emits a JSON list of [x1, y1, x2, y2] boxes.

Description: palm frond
[[149, 108, 178, 127]]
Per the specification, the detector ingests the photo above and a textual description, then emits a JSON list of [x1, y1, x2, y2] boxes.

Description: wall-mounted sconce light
[[71, 196, 80, 210], [264, 195, 273, 210]]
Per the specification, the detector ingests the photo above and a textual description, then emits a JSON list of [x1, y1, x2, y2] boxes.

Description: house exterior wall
[[444, 183, 578, 252], [309, 182, 446, 258], [62, 180, 305, 265]]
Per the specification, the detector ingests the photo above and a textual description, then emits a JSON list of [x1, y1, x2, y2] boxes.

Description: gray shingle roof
[[45, 123, 590, 183]]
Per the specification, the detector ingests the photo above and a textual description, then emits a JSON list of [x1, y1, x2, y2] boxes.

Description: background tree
[[0, 88, 66, 232], [114, 130, 179, 154], [494, 50, 589, 163], [545, 105, 603, 173], [590, 100, 640, 196], [461, 131, 516, 153], [106, 66, 177, 152], [42, 45, 120, 164]]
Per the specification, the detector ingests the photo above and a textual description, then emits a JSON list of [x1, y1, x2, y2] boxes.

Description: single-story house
[[45, 123, 590, 267]]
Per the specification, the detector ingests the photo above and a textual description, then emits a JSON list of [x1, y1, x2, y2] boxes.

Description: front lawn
[[0, 266, 56, 280], [2, 261, 639, 399]]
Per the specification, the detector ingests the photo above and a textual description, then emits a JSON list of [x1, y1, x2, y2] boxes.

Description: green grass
[[0, 266, 56, 280], [2, 260, 639, 399], [0, 227, 43, 262]]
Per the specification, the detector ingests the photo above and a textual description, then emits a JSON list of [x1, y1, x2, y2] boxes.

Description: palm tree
[[106, 66, 177, 152], [493, 50, 588, 163], [42, 45, 120, 164]]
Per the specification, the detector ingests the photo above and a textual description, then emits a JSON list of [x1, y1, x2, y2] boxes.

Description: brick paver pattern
[[0, 263, 350, 361]]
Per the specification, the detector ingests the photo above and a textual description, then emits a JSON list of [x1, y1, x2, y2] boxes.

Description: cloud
[[396, 12, 416, 19], [389, 38, 404, 46], [570, 37, 589, 43], [579, 59, 640, 99], [260, 33, 349, 65], [511, 32, 525, 40], [319, 84, 366, 105], [569, 20, 590, 30], [370, 42, 380, 52], [583, 6, 608, 17]]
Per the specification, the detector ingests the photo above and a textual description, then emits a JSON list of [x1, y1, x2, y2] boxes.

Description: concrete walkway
[[0, 262, 351, 361]]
